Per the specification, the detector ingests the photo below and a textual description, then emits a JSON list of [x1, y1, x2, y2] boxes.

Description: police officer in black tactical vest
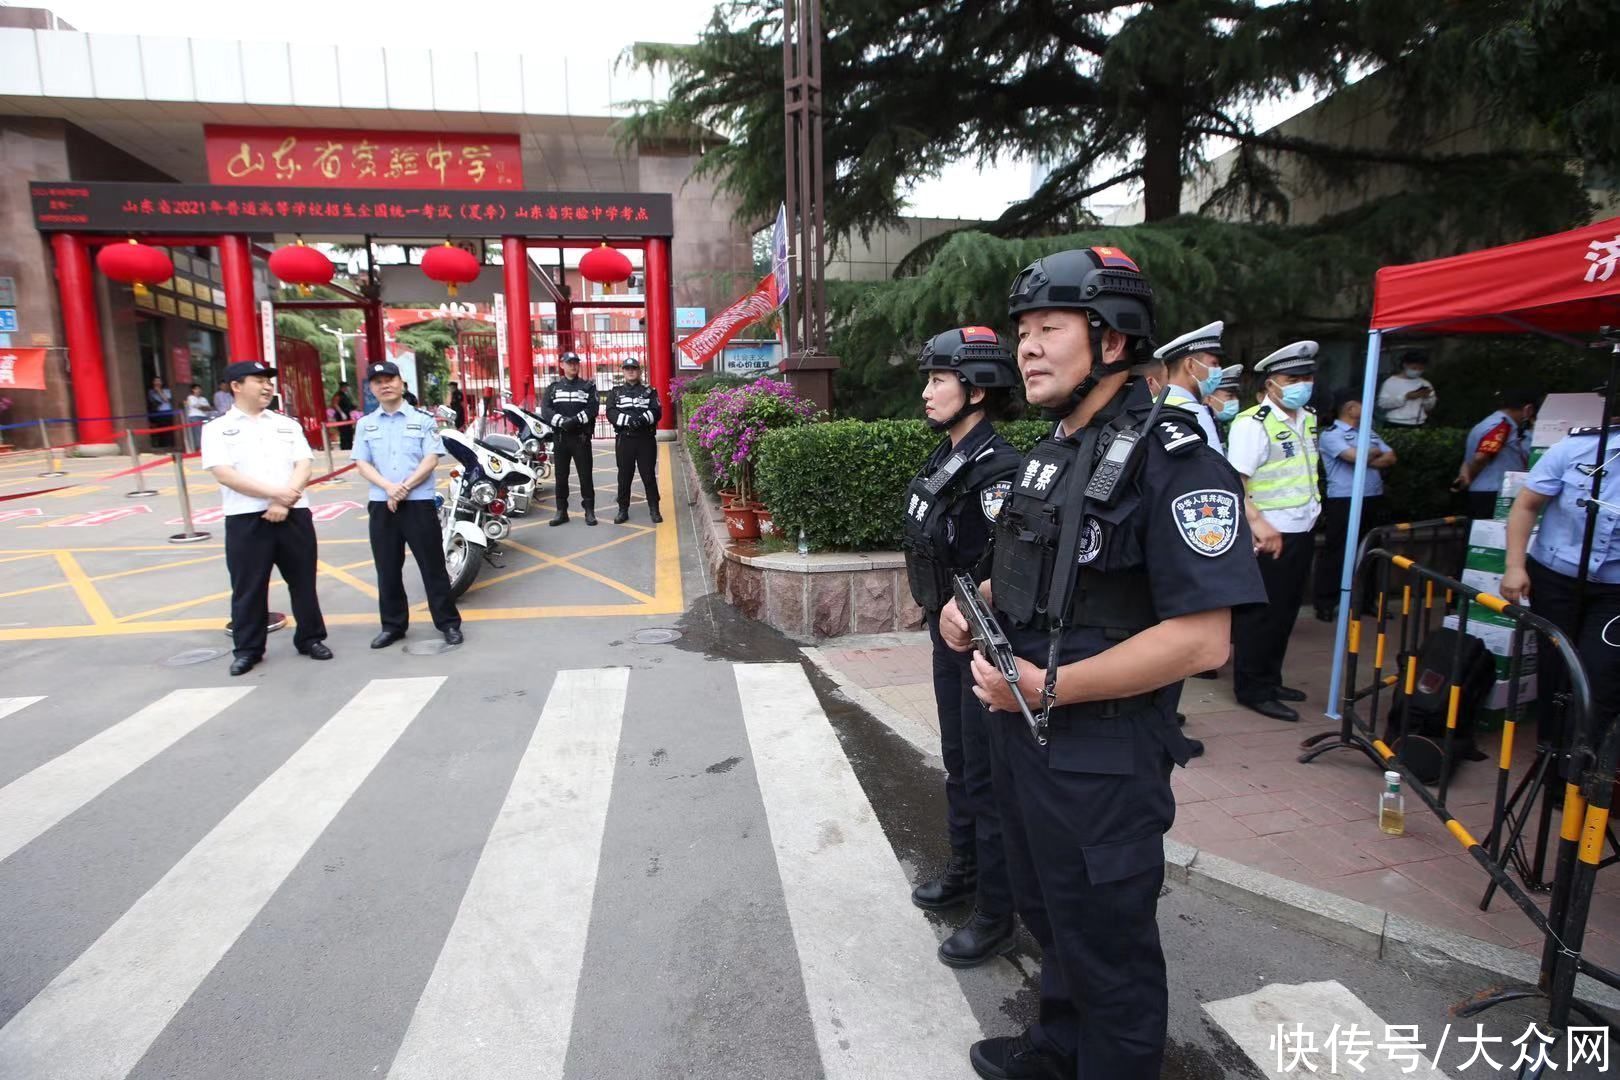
[[902, 326, 1023, 968], [542, 352, 601, 526], [607, 357, 663, 524], [940, 247, 1266, 1080]]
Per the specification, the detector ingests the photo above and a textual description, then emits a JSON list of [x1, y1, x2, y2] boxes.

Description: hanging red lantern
[[96, 239, 173, 288], [268, 238, 334, 297], [579, 243, 633, 286], [421, 242, 481, 297]]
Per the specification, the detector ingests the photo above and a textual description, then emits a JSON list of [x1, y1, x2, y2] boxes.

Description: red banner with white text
[[205, 125, 523, 190], [676, 275, 779, 367], [0, 347, 47, 390]]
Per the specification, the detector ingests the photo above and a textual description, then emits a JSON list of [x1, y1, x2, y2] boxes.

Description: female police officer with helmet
[[902, 326, 1022, 968], [941, 247, 1265, 1080]]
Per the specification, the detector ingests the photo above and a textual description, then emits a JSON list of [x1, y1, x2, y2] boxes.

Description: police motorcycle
[[496, 401, 555, 516], [436, 428, 536, 598]]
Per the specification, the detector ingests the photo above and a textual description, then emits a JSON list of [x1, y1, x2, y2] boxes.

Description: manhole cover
[[631, 628, 682, 645], [403, 639, 458, 656], [223, 612, 287, 637], [164, 647, 227, 667]]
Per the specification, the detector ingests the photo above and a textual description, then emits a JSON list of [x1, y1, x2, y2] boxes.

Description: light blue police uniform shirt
[[1320, 420, 1390, 498], [1463, 409, 1531, 493], [350, 405, 444, 502], [1525, 429, 1620, 585]]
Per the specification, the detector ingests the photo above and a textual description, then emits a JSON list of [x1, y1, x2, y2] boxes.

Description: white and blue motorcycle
[[437, 429, 537, 598]]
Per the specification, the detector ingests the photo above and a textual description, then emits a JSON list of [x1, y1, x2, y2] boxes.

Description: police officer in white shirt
[[200, 360, 331, 676], [1225, 342, 1322, 721], [1152, 320, 1228, 452], [1376, 349, 1437, 427]]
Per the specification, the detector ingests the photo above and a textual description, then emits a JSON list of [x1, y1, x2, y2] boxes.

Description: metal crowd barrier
[[1309, 545, 1616, 1055]]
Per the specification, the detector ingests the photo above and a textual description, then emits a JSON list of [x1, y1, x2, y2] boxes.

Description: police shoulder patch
[[980, 480, 1011, 522], [1170, 488, 1240, 557]]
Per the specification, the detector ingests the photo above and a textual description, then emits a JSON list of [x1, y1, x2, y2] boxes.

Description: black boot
[[911, 853, 976, 911], [649, 501, 663, 524], [584, 506, 598, 526], [939, 909, 1017, 968], [549, 509, 569, 527], [613, 507, 629, 524]]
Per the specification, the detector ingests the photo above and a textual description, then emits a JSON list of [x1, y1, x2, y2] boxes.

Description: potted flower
[[686, 379, 819, 541]]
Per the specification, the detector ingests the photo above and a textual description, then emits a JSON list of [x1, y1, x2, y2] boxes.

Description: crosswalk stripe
[[0, 676, 445, 1080], [0, 696, 45, 722], [734, 662, 981, 1077], [1204, 980, 1453, 1079], [387, 667, 630, 1080], [0, 687, 252, 865]]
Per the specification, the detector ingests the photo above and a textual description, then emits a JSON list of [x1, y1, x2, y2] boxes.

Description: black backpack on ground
[[1383, 627, 1497, 785]]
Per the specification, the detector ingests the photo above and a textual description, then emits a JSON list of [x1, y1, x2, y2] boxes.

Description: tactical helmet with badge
[[917, 326, 1018, 430], [1007, 246, 1157, 411]]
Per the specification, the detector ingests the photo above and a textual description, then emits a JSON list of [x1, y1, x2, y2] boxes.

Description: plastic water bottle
[[797, 527, 809, 557], [1378, 771, 1405, 836]]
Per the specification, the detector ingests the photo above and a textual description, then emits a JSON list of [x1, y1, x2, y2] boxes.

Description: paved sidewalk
[[813, 612, 1620, 969]]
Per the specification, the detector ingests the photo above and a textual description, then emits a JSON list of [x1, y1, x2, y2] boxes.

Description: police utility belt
[[991, 392, 1175, 730]]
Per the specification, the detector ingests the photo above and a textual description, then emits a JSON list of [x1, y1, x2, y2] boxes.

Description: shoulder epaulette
[[1569, 425, 1620, 437], [1150, 412, 1205, 456], [1254, 404, 1272, 422]]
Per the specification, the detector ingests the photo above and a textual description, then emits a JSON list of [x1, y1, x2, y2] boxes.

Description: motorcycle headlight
[[522, 437, 544, 457], [470, 480, 497, 506]]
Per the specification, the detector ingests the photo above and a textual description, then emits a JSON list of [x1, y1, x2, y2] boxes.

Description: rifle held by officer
[[951, 571, 1043, 742]]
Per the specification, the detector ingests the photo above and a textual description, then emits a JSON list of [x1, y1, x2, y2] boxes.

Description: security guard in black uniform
[[542, 352, 600, 526], [902, 326, 1023, 967], [607, 358, 663, 524], [941, 247, 1266, 1080]]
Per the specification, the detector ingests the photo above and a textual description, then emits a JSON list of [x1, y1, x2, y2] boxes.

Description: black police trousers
[[225, 508, 326, 661], [987, 709, 1174, 1079], [1527, 559, 1620, 742], [1313, 495, 1385, 615], [926, 613, 1011, 916], [368, 500, 461, 634], [553, 431, 595, 511], [1234, 529, 1314, 704], [615, 431, 659, 512]]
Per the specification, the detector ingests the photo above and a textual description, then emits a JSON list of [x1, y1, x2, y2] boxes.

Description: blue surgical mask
[[1195, 360, 1223, 398], [1217, 399, 1239, 422], [1277, 382, 1314, 410], [1402, 366, 1423, 379]]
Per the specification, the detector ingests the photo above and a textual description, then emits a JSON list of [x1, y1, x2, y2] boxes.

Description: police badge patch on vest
[[1171, 489, 1240, 556], [980, 480, 1011, 521], [1076, 517, 1104, 564]]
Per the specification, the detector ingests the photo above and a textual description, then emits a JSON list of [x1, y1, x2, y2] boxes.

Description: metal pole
[[168, 450, 210, 543], [125, 428, 158, 498], [321, 421, 335, 478], [36, 418, 67, 477]]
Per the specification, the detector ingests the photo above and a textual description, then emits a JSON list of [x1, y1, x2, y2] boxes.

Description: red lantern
[[96, 239, 173, 287], [421, 242, 481, 297], [579, 244, 632, 286], [268, 240, 334, 297]]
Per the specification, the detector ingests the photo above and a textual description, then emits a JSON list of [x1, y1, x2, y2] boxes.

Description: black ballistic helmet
[[917, 326, 1019, 389], [1006, 246, 1155, 340]]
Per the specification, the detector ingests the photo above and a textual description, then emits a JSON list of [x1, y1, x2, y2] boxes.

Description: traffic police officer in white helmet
[[1152, 320, 1227, 453]]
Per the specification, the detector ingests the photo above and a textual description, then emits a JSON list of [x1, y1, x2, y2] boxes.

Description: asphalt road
[[0, 454, 1605, 1079]]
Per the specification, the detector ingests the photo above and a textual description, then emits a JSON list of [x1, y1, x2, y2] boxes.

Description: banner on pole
[[0, 347, 47, 390], [676, 274, 778, 367], [771, 204, 790, 309]]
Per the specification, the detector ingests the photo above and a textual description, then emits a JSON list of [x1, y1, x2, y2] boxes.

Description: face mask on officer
[[1217, 398, 1239, 422], [1271, 378, 1314, 411], [1191, 356, 1223, 398], [1403, 365, 1425, 379]]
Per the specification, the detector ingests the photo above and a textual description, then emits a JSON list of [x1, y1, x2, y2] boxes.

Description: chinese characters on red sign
[[203, 126, 524, 190], [111, 196, 652, 226]]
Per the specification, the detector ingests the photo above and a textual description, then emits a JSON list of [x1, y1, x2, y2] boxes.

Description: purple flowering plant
[[686, 378, 820, 500]]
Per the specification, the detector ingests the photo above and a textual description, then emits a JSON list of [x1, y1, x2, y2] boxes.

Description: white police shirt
[[200, 407, 313, 515], [1225, 394, 1321, 533]]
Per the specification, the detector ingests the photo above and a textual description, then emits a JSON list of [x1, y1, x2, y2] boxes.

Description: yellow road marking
[[0, 551, 223, 602], [316, 559, 380, 600], [499, 538, 655, 604], [54, 550, 116, 627], [113, 558, 377, 623], [0, 552, 53, 566]]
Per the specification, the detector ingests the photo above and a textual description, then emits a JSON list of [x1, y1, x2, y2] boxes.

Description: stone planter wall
[[682, 447, 925, 641]]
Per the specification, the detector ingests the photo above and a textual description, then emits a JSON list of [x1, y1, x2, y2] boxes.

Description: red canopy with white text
[[1370, 215, 1620, 334]]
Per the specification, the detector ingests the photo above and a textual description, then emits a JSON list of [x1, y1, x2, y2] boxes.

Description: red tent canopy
[[1370, 215, 1620, 334]]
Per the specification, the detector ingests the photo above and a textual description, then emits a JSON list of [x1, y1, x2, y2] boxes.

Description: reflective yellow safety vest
[[1237, 402, 1320, 511]]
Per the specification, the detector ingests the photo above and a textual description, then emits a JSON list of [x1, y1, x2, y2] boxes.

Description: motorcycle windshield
[[442, 437, 481, 472]]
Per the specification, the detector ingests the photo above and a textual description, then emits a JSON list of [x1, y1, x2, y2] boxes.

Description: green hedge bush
[[747, 417, 1471, 552]]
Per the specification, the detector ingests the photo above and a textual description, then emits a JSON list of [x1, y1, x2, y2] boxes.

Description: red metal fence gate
[[275, 337, 328, 445]]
